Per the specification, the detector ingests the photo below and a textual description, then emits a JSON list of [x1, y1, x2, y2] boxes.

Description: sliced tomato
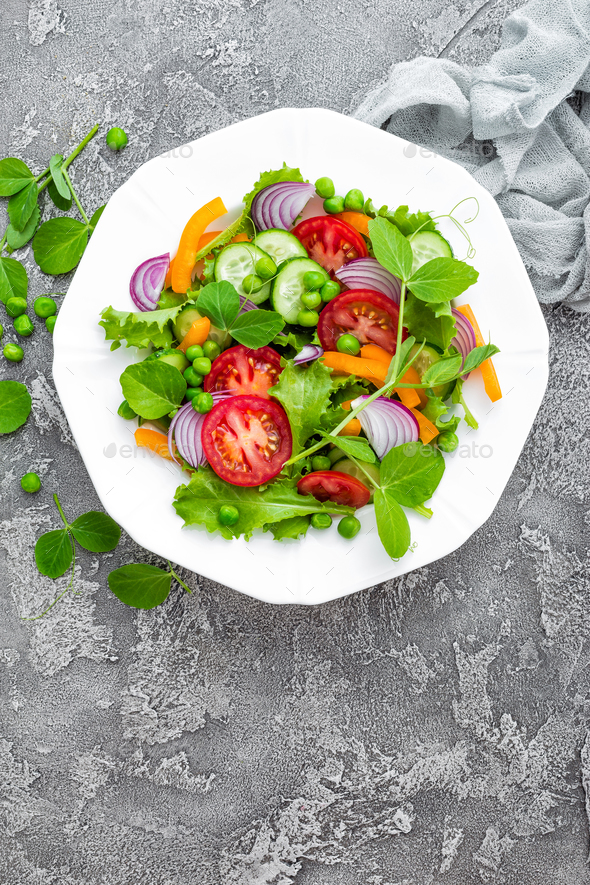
[[204, 345, 282, 399], [202, 395, 292, 487], [318, 289, 404, 355], [291, 216, 368, 274], [297, 470, 370, 509]]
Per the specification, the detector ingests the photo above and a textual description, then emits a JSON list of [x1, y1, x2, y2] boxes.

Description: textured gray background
[[1, 0, 590, 883]]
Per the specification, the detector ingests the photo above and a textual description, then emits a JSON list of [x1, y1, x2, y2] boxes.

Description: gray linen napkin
[[353, 0, 590, 312]]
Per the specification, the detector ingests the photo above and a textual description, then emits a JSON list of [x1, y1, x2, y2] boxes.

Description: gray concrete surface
[[1, 0, 590, 882]]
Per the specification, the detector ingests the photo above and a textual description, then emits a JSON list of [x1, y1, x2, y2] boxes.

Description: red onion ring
[[239, 296, 259, 313], [251, 182, 315, 231], [335, 258, 401, 303], [451, 309, 477, 378], [293, 345, 324, 365], [130, 253, 170, 312], [351, 395, 419, 460], [168, 392, 234, 469]]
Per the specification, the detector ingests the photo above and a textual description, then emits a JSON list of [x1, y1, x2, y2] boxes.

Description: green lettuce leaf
[[270, 359, 334, 454], [403, 292, 456, 352], [389, 205, 436, 236], [452, 378, 478, 429], [263, 514, 310, 541], [99, 303, 188, 349], [421, 394, 460, 433]]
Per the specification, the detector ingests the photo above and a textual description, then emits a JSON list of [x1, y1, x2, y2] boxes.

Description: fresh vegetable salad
[[100, 164, 501, 560]]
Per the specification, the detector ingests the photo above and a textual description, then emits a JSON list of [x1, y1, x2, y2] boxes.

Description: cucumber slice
[[271, 258, 329, 324], [214, 243, 272, 304], [331, 458, 380, 501], [254, 229, 307, 266], [409, 342, 455, 399], [410, 231, 453, 275]]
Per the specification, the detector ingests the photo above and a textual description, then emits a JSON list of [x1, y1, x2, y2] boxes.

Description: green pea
[[118, 399, 137, 420], [34, 296, 57, 318], [192, 356, 211, 376], [344, 188, 364, 212], [255, 255, 277, 281], [218, 504, 239, 526], [21, 472, 41, 493], [243, 274, 263, 294], [3, 343, 23, 362], [183, 366, 204, 387], [320, 280, 341, 302], [203, 340, 221, 360], [323, 195, 345, 214], [336, 334, 361, 356], [311, 455, 332, 471], [45, 316, 57, 334], [297, 309, 319, 327], [192, 391, 214, 414], [185, 387, 203, 402], [185, 344, 204, 362], [338, 515, 361, 539], [301, 290, 322, 310], [437, 431, 459, 452], [302, 270, 326, 290], [311, 513, 332, 530], [6, 297, 27, 318], [14, 315, 34, 337], [106, 127, 128, 151], [315, 177, 335, 199]]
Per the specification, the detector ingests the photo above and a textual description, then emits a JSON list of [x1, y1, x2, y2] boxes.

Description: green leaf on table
[[6, 205, 41, 250], [408, 257, 478, 303], [99, 303, 186, 349], [173, 467, 352, 541], [35, 529, 73, 579], [390, 205, 436, 237], [264, 514, 310, 541], [452, 377, 478, 429], [422, 353, 463, 387], [230, 308, 285, 348], [270, 358, 334, 454], [120, 360, 186, 419], [196, 280, 240, 329], [0, 380, 32, 433], [48, 154, 71, 200], [462, 343, 500, 374], [47, 178, 72, 211], [69, 511, 121, 552], [0, 158, 34, 196], [33, 217, 88, 274], [403, 292, 456, 352], [374, 489, 412, 559], [108, 563, 172, 610], [8, 181, 38, 232], [323, 433, 377, 463], [369, 216, 413, 281], [0, 257, 28, 305], [379, 442, 445, 506], [89, 204, 106, 234]]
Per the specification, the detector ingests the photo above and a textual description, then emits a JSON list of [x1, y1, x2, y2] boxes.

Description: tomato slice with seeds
[[291, 216, 368, 275], [202, 395, 292, 487], [204, 345, 282, 399], [317, 289, 404, 355], [297, 471, 371, 509]]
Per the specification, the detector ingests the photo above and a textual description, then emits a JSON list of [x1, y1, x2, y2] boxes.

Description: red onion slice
[[335, 258, 401, 303], [451, 308, 477, 378], [239, 296, 259, 313], [130, 253, 170, 312], [251, 182, 315, 231], [351, 395, 419, 460], [293, 345, 324, 365], [168, 392, 234, 469]]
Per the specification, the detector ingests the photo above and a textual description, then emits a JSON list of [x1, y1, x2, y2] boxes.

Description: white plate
[[53, 108, 549, 606]]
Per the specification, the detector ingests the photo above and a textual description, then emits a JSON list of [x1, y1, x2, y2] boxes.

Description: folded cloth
[[353, 0, 590, 312]]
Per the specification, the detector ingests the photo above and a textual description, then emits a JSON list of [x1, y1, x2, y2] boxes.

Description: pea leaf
[[421, 354, 463, 386], [263, 514, 310, 540], [47, 178, 72, 211], [322, 433, 377, 463], [69, 511, 121, 552], [230, 308, 285, 348], [48, 154, 71, 200], [173, 467, 352, 541], [403, 292, 456, 352], [0, 380, 32, 433], [89, 204, 106, 234], [6, 205, 41, 250], [270, 359, 334, 454], [35, 529, 73, 579], [33, 217, 89, 274], [108, 563, 172, 610], [369, 216, 413, 281], [462, 343, 500, 374], [120, 360, 186, 419], [452, 378, 478, 429], [196, 280, 240, 329], [0, 158, 34, 196], [389, 205, 436, 237], [374, 489, 412, 559], [379, 442, 445, 506], [8, 181, 38, 232], [0, 257, 28, 305], [99, 303, 187, 349], [408, 257, 479, 303]]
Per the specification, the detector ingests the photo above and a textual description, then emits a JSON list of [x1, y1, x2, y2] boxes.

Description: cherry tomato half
[[202, 395, 292, 487], [297, 470, 371, 509], [204, 345, 282, 399], [318, 289, 404, 355], [291, 216, 368, 275]]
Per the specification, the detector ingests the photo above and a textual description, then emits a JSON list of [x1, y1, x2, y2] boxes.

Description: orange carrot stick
[[338, 418, 362, 436], [359, 345, 421, 407], [455, 304, 502, 402], [177, 316, 211, 354], [134, 428, 175, 461], [171, 197, 227, 293], [335, 211, 370, 237], [409, 408, 439, 444], [320, 352, 388, 385]]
